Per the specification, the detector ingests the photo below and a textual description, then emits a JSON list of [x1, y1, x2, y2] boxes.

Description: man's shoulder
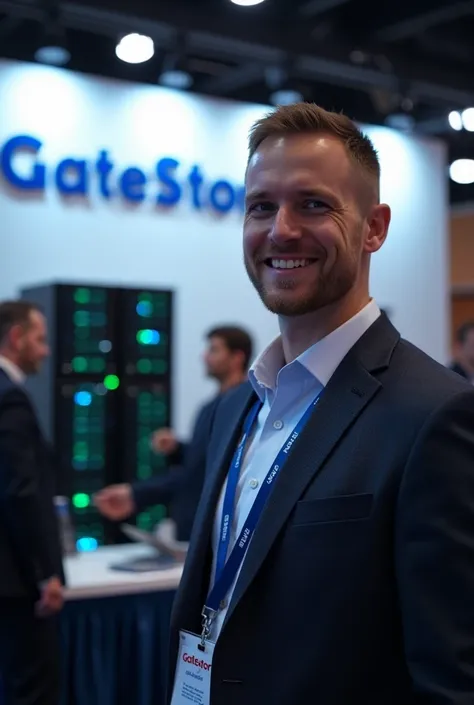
[[388, 337, 474, 409], [0, 372, 30, 410]]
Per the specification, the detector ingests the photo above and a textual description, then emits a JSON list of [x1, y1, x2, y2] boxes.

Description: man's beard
[[244, 253, 359, 317]]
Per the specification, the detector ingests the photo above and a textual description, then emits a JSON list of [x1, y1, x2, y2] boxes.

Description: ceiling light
[[35, 44, 70, 66], [449, 159, 474, 184], [384, 112, 415, 132], [230, 0, 266, 5], [115, 33, 154, 64], [270, 89, 303, 106], [461, 107, 474, 132], [35, 24, 70, 66], [448, 110, 463, 131], [160, 69, 193, 90]]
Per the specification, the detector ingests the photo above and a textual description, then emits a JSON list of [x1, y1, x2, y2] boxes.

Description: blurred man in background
[[450, 321, 474, 382], [95, 325, 253, 541], [0, 301, 64, 705]]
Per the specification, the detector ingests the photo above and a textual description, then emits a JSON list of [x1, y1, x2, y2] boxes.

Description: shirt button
[[220, 599, 228, 609], [273, 419, 283, 430], [249, 478, 259, 489]]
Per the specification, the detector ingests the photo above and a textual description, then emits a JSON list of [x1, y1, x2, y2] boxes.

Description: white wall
[[0, 59, 449, 436]]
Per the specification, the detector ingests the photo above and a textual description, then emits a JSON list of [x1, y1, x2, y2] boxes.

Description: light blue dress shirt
[[210, 300, 381, 640]]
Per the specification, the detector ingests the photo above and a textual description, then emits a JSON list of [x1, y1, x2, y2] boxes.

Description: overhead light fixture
[[384, 112, 415, 132], [230, 0, 266, 5], [461, 107, 474, 132], [448, 110, 463, 131], [35, 43, 70, 66], [159, 46, 193, 90], [160, 69, 193, 89], [265, 64, 303, 107], [35, 22, 70, 66], [270, 89, 303, 106], [449, 159, 474, 185], [115, 33, 154, 64]]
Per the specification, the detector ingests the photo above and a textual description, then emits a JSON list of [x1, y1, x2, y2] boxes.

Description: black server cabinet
[[21, 283, 173, 549], [117, 288, 173, 533]]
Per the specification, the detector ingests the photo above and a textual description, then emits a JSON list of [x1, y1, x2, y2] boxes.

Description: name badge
[[170, 630, 215, 705]]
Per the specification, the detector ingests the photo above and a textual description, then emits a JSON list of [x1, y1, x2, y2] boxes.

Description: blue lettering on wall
[[56, 158, 88, 195], [120, 167, 147, 203], [209, 180, 235, 213], [0, 134, 245, 214], [96, 150, 113, 199], [0, 134, 245, 215], [156, 157, 181, 206], [188, 165, 204, 210], [1, 135, 45, 190]]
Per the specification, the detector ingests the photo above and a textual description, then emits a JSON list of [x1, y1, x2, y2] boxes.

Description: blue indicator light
[[76, 537, 98, 552], [74, 391, 92, 407], [136, 301, 153, 317]]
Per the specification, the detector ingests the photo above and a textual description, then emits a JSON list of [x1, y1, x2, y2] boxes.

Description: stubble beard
[[244, 253, 359, 317]]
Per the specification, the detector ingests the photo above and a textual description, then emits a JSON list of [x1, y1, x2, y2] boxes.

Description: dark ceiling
[[1, 0, 474, 205]]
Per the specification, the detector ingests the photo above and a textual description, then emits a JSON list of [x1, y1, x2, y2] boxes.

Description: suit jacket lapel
[[222, 313, 400, 628], [171, 383, 256, 632]]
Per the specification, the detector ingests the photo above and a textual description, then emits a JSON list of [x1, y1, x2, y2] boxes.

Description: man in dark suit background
[[94, 326, 253, 541], [449, 321, 474, 382], [0, 300, 64, 705], [168, 103, 474, 705]]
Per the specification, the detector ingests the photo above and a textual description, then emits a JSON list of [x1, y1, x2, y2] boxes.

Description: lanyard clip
[[199, 607, 216, 651]]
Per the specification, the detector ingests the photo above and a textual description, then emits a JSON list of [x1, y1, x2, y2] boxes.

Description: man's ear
[[364, 203, 391, 254]]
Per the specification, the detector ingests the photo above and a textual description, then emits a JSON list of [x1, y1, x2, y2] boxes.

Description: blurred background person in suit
[[94, 325, 253, 541], [449, 321, 474, 382], [0, 300, 64, 705]]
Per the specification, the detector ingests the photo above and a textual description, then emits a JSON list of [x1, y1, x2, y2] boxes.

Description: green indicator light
[[74, 288, 91, 304], [72, 356, 88, 372], [74, 310, 90, 327], [72, 493, 90, 509], [137, 359, 152, 374], [136, 329, 160, 345], [152, 359, 167, 374], [90, 358, 105, 373], [103, 374, 120, 391]]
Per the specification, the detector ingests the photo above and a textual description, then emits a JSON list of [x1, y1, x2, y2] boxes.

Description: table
[[60, 544, 183, 705]]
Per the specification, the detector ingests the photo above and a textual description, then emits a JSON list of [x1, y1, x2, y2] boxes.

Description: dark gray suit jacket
[[0, 369, 64, 598], [168, 314, 474, 705]]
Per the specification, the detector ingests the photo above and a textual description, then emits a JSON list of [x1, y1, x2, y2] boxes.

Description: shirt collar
[[0, 355, 26, 384], [249, 299, 381, 398]]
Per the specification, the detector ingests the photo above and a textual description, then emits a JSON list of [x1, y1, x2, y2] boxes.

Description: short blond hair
[[248, 102, 380, 192]]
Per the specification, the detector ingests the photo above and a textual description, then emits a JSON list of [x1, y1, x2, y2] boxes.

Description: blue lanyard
[[204, 392, 321, 618]]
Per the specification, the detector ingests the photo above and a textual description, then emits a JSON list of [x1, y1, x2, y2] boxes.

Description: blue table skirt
[[61, 590, 176, 705]]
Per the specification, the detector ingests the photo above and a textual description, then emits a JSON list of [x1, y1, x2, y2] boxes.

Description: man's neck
[[0, 349, 19, 368], [219, 371, 247, 393], [279, 294, 371, 364], [0, 350, 26, 383]]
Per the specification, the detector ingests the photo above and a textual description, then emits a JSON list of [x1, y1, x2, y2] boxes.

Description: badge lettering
[[182, 653, 212, 671]]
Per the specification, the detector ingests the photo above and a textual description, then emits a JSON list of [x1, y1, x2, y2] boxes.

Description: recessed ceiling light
[[35, 45, 71, 66], [230, 0, 267, 5], [115, 33, 154, 64], [449, 159, 474, 184], [160, 69, 193, 90], [270, 89, 303, 106], [448, 110, 463, 131], [462, 107, 474, 132]]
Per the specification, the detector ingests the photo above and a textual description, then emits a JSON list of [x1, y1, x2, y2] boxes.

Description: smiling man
[[168, 103, 474, 705]]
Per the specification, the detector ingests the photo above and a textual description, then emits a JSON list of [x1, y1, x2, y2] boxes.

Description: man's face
[[243, 133, 386, 317], [203, 336, 236, 381], [15, 310, 50, 374]]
